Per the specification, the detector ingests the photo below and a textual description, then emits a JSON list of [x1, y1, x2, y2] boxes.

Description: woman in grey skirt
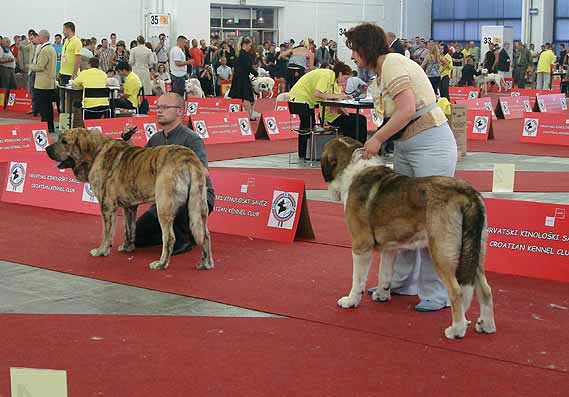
[[344, 24, 458, 312]]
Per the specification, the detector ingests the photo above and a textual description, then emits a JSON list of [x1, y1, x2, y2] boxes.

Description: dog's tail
[[457, 192, 486, 285], [188, 165, 208, 246]]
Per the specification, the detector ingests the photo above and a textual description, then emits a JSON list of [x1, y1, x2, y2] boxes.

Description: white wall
[[1, 0, 429, 46], [521, 0, 554, 46]]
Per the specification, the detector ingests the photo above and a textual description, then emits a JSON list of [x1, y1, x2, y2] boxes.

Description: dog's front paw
[[475, 318, 497, 334], [372, 289, 391, 303], [90, 247, 110, 257], [444, 322, 468, 340], [149, 260, 169, 270], [196, 260, 214, 270], [337, 295, 361, 309], [118, 243, 135, 253]]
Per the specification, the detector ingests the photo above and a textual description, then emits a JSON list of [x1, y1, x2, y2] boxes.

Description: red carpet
[[0, 202, 568, 375], [211, 167, 569, 192], [470, 118, 569, 157], [0, 110, 42, 120], [1, 315, 566, 396]]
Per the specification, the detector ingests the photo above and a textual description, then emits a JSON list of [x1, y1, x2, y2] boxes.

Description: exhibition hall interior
[[0, 0, 568, 395]]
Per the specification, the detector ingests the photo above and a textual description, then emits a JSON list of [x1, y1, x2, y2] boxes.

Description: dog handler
[[345, 23, 458, 312], [127, 92, 215, 255]]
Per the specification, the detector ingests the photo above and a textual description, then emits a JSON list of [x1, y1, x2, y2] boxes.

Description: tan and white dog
[[185, 78, 205, 98], [320, 137, 496, 340], [475, 69, 505, 95]]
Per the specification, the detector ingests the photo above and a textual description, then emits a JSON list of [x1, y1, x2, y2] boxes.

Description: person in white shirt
[[169, 35, 193, 96], [215, 56, 232, 95]]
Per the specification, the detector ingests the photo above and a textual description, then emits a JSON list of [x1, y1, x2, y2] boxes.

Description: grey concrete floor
[[1, 116, 568, 317]]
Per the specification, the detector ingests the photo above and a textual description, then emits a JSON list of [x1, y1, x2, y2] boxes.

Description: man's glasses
[[156, 105, 182, 111]]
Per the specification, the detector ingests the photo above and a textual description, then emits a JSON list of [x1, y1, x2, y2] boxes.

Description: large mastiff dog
[[321, 137, 496, 339], [46, 128, 214, 271]]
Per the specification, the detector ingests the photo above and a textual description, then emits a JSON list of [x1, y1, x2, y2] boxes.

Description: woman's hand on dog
[[363, 135, 382, 159]]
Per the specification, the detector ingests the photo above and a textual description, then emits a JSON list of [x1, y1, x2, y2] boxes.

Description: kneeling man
[[134, 92, 215, 255]]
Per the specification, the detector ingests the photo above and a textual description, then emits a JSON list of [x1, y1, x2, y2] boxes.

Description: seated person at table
[[106, 69, 120, 87], [72, 57, 110, 119], [112, 61, 142, 110], [289, 62, 367, 158]]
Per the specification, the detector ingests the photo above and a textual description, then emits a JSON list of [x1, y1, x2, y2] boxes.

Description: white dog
[[225, 76, 275, 99], [475, 69, 505, 95], [185, 78, 205, 98]]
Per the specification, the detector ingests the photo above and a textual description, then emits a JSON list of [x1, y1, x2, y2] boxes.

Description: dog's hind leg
[[372, 250, 396, 303], [90, 202, 117, 257], [118, 206, 138, 253], [475, 268, 496, 334]]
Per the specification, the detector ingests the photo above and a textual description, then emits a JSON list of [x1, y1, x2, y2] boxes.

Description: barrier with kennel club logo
[[190, 112, 255, 144], [185, 98, 242, 116], [455, 97, 497, 120], [256, 111, 300, 140], [1, 153, 100, 215], [520, 113, 569, 146], [448, 87, 480, 103], [207, 169, 314, 243], [466, 110, 494, 140], [4, 90, 32, 112], [83, 116, 159, 147], [534, 93, 568, 114], [0, 122, 50, 161], [495, 96, 532, 119]]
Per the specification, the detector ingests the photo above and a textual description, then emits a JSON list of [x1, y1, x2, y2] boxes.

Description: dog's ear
[[321, 151, 337, 182]]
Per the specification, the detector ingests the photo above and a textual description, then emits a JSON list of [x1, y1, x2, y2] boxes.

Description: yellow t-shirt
[[373, 53, 447, 139], [124, 72, 142, 108], [72, 68, 109, 108], [461, 48, 471, 58], [537, 50, 556, 73], [60, 36, 82, 76], [441, 53, 453, 78], [289, 69, 341, 122]]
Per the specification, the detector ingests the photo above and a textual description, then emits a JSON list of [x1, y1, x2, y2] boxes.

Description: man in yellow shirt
[[113, 61, 142, 110], [72, 57, 109, 119], [59, 21, 82, 85], [536, 43, 556, 90]]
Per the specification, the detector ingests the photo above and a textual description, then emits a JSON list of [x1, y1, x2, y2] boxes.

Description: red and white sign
[[5, 90, 32, 112], [484, 198, 569, 282], [257, 111, 300, 140], [84, 116, 159, 147], [466, 110, 494, 141], [534, 93, 568, 113], [0, 153, 99, 215], [186, 98, 242, 116], [275, 101, 289, 111], [190, 111, 255, 144], [0, 122, 51, 161], [456, 97, 497, 120], [145, 96, 160, 116], [208, 170, 314, 242], [495, 96, 532, 119], [520, 113, 569, 146], [503, 77, 513, 91], [449, 87, 480, 103]]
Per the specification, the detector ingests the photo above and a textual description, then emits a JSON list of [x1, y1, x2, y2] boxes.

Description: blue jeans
[[171, 75, 186, 97]]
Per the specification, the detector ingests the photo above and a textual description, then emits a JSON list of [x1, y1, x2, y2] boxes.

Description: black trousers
[[439, 76, 450, 101], [330, 113, 368, 144], [84, 106, 110, 120], [111, 98, 135, 109], [286, 66, 305, 91], [429, 76, 441, 96], [298, 110, 316, 158], [135, 202, 214, 249], [35, 89, 55, 132]]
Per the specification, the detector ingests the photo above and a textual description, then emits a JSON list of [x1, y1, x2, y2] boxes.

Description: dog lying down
[[320, 137, 496, 339], [45, 128, 214, 271]]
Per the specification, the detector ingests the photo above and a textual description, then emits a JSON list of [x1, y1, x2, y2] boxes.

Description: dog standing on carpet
[[475, 69, 505, 95], [45, 128, 214, 271], [320, 137, 496, 339]]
